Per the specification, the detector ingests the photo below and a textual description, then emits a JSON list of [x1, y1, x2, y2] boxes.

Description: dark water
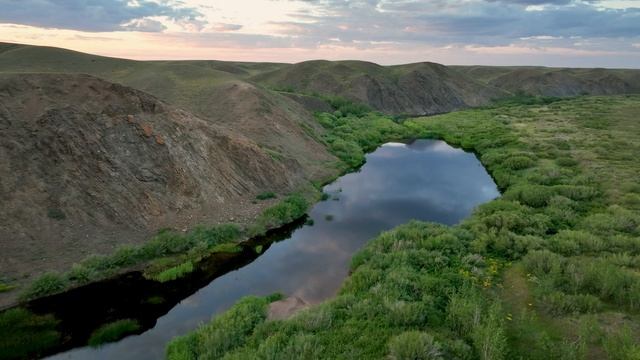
[[46, 139, 498, 360]]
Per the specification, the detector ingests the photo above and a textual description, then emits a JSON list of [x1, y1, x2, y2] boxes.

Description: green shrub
[[0, 308, 60, 359], [388, 331, 443, 360], [251, 194, 309, 236], [503, 156, 535, 170], [603, 326, 640, 360], [556, 157, 579, 167], [189, 224, 241, 247], [152, 261, 195, 283], [21, 272, 68, 300], [542, 291, 602, 315], [547, 230, 604, 256], [166, 295, 279, 359], [522, 250, 565, 276], [446, 288, 483, 338], [0, 282, 14, 293], [328, 138, 364, 168], [88, 319, 141, 347], [504, 185, 555, 208]]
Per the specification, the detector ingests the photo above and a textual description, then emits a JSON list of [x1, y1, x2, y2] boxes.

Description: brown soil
[[267, 296, 309, 320]]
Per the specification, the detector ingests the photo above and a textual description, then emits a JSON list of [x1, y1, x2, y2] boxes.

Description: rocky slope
[[251, 60, 506, 115], [0, 73, 333, 302], [0, 43, 332, 181], [455, 65, 640, 97]]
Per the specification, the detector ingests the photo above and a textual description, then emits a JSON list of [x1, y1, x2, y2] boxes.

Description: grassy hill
[[0, 42, 336, 188], [2, 42, 638, 117], [250, 60, 506, 115], [455, 65, 640, 97]]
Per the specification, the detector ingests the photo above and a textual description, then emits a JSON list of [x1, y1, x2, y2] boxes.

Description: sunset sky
[[1, 0, 639, 67]]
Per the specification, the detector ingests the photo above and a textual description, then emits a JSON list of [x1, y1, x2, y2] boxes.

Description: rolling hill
[[454, 65, 640, 97]]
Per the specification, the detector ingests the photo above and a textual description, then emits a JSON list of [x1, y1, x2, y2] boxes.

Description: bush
[[166, 295, 279, 359], [547, 230, 604, 256], [503, 156, 535, 170], [0, 308, 60, 359], [388, 331, 443, 360], [251, 194, 309, 235], [504, 185, 555, 208], [543, 291, 602, 315], [472, 303, 507, 360], [88, 319, 141, 347], [556, 157, 579, 167], [21, 272, 68, 300], [328, 138, 364, 168], [603, 326, 640, 360], [152, 261, 195, 283]]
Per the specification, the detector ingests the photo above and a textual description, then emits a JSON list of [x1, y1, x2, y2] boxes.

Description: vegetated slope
[[0, 73, 317, 304], [455, 65, 640, 97], [251, 60, 506, 115], [0, 43, 333, 179]]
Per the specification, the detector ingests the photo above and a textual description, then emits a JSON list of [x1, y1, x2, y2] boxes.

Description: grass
[[21, 224, 241, 300], [88, 319, 141, 347], [0, 282, 15, 293], [167, 95, 640, 359], [150, 261, 195, 283], [0, 308, 60, 359], [20, 192, 313, 300], [248, 194, 310, 237]]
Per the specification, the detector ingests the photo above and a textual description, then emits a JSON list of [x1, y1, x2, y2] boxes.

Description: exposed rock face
[[0, 73, 317, 290], [268, 296, 309, 320]]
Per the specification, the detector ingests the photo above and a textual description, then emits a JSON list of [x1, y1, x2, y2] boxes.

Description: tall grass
[[88, 319, 141, 347], [21, 224, 241, 300], [0, 308, 60, 359]]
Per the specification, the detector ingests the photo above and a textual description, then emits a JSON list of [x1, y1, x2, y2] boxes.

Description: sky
[[0, 0, 639, 67]]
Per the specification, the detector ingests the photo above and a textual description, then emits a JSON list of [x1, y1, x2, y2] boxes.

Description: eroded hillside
[[0, 73, 334, 306]]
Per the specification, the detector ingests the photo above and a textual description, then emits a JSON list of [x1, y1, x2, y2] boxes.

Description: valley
[[1, 42, 639, 359]]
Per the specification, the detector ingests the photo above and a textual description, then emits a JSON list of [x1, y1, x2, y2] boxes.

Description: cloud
[[210, 23, 243, 32], [0, 0, 204, 32], [123, 18, 167, 32], [279, 0, 640, 45], [486, 0, 572, 4]]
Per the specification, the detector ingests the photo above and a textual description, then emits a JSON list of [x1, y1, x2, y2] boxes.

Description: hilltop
[[2, 43, 638, 117]]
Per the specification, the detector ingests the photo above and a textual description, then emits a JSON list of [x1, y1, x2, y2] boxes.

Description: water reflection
[[48, 139, 499, 360]]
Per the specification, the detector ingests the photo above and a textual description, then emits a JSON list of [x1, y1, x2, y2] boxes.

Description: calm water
[[47, 139, 498, 360]]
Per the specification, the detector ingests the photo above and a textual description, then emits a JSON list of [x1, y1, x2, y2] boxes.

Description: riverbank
[[167, 95, 640, 359], [0, 100, 417, 359]]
